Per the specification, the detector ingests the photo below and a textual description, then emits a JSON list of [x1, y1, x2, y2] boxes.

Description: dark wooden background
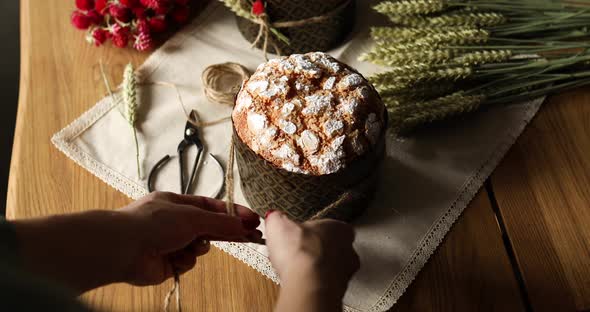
[[0, 1, 19, 216]]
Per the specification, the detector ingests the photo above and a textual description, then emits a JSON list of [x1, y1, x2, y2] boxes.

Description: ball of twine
[[202, 62, 251, 106]]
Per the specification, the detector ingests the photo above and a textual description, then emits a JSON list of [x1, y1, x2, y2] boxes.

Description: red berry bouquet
[[71, 0, 193, 51]]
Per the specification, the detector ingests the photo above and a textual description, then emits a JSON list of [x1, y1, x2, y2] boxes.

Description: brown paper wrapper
[[236, 0, 356, 55], [234, 118, 386, 223]]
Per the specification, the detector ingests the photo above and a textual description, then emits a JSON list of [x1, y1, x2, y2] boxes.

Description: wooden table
[[8, 1, 590, 311]]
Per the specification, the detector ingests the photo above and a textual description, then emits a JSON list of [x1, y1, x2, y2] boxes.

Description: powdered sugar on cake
[[233, 52, 385, 175]]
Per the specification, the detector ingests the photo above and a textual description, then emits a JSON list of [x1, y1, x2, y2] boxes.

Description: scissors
[[148, 110, 225, 198]]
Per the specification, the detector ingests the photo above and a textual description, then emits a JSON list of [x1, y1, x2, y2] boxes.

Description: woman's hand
[[265, 211, 360, 312], [12, 192, 262, 294]]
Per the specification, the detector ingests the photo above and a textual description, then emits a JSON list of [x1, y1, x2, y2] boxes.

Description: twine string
[[201, 63, 251, 217], [251, 14, 283, 60], [249, 0, 352, 60], [163, 271, 181, 312], [202, 63, 251, 106]]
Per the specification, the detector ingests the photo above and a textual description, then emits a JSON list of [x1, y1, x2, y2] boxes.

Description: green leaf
[[270, 27, 291, 45]]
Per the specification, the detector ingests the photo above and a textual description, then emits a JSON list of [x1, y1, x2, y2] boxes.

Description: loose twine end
[[161, 62, 250, 312]]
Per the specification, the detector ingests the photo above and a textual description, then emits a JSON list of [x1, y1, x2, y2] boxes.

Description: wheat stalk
[[374, 0, 445, 16], [371, 66, 472, 88], [360, 49, 454, 66], [388, 91, 486, 134], [123, 63, 141, 180], [219, 0, 254, 19], [371, 27, 465, 42], [452, 50, 513, 66], [387, 12, 507, 27], [383, 81, 456, 99]]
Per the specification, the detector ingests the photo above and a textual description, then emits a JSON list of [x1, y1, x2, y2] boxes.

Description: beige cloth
[[52, 2, 544, 311]]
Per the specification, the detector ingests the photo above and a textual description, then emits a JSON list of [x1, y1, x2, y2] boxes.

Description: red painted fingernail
[[264, 209, 276, 219]]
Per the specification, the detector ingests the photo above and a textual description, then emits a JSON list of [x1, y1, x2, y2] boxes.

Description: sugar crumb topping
[[247, 112, 267, 133], [303, 93, 333, 115], [234, 52, 384, 175], [323, 120, 344, 137], [279, 119, 297, 135], [298, 130, 320, 153], [338, 73, 364, 90], [323, 76, 337, 90]]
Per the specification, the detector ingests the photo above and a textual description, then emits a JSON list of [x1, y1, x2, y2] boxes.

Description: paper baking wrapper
[[236, 0, 356, 55], [234, 123, 386, 223]]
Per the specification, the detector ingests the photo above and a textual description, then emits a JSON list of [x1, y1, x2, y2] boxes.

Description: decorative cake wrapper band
[[249, 0, 353, 60], [233, 122, 386, 222], [308, 163, 382, 221]]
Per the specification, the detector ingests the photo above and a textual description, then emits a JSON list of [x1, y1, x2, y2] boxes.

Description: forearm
[[11, 210, 128, 294]]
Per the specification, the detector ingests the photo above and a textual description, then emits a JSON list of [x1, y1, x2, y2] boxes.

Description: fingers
[[201, 229, 264, 244], [169, 240, 210, 275], [155, 192, 260, 220], [306, 219, 356, 244], [171, 252, 197, 275], [168, 203, 260, 241], [264, 211, 303, 247]]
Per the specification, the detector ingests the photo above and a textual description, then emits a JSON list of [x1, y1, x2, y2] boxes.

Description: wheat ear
[[123, 63, 141, 180]]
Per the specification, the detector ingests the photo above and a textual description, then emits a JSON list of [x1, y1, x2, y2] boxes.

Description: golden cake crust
[[233, 52, 385, 176]]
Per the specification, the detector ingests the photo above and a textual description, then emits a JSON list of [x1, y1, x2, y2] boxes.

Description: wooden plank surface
[[7, 0, 529, 311], [491, 88, 590, 312], [393, 190, 526, 312]]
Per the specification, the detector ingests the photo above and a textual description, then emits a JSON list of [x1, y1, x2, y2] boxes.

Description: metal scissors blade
[[178, 110, 204, 194]]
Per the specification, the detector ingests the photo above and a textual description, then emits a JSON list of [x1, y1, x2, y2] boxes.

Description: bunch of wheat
[[362, 0, 590, 134]]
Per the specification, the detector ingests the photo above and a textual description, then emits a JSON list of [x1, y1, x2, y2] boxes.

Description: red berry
[[110, 5, 132, 22], [112, 23, 130, 37], [154, 3, 171, 15], [87, 10, 104, 25], [133, 7, 147, 19], [120, 0, 140, 8], [71, 11, 92, 30], [76, 0, 95, 11], [171, 6, 190, 24], [148, 16, 168, 33], [252, 0, 265, 16], [92, 28, 109, 46], [95, 0, 108, 14], [140, 0, 154, 8], [136, 19, 151, 34], [140, 0, 171, 14], [112, 33, 129, 48], [134, 31, 154, 51]]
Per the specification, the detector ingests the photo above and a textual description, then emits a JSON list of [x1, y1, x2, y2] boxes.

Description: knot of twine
[[250, 0, 352, 60]]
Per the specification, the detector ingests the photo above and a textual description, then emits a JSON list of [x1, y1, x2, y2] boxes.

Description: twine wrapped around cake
[[235, 0, 356, 57], [233, 123, 386, 222]]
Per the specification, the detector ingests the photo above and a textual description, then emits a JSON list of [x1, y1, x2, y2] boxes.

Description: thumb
[[264, 210, 301, 245]]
